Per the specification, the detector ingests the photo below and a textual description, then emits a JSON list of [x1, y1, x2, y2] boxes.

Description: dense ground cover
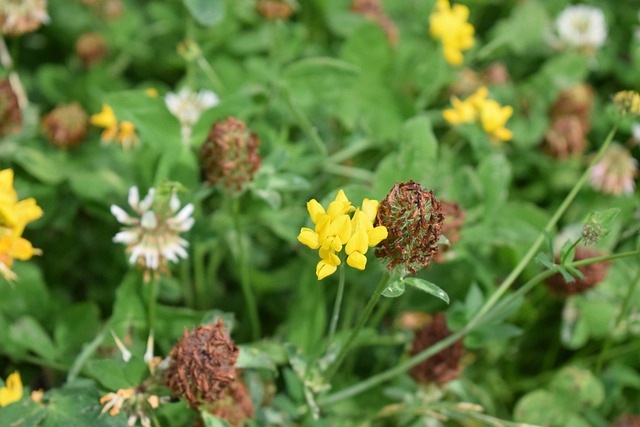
[[1, 0, 639, 426]]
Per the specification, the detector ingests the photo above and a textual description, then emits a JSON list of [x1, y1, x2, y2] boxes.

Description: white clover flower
[[0, 0, 50, 36], [165, 88, 219, 145], [111, 186, 194, 280], [589, 143, 638, 196], [555, 4, 607, 51]]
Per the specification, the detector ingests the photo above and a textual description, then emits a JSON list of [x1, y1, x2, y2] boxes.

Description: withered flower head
[[164, 319, 239, 408], [256, 1, 294, 20], [41, 102, 89, 148], [550, 84, 594, 126], [543, 116, 587, 159], [409, 312, 463, 385], [544, 247, 611, 296], [0, 78, 22, 137], [351, 0, 399, 46], [374, 180, 444, 276], [205, 379, 254, 427], [75, 32, 107, 67], [200, 117, 261, 196]]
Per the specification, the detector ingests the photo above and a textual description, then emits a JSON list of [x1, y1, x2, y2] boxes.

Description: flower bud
[[0, 79, 22, 137], [200, 117, 261, 196], [374, 181, 444, 276], [544, 247, 611, 296], [613, 90, 640, 117], [41, 102, 89, 148], [588, 143, 637, 196], [408, 312, 463, 385], [164, 320, 239, 408]]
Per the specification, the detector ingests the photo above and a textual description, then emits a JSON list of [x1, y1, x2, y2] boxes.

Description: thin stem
[[325, 272, 391, 380], [323, 164, 376, 182], [280, 85, 327, 156], [193, 242, 207, 309], [148, 277, 158, 333], [595, 265, 640, 374], [318, 125, 619, 405], [560, 237, 583, 265], [67, 324, 110, 382], [327, 264, 346, 344], [232, 198, 261, 340]]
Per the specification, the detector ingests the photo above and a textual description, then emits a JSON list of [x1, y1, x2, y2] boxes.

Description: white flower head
[[555, 4, 607, 51], [111, 186, 195, 281], [165, 88, 219, 145]]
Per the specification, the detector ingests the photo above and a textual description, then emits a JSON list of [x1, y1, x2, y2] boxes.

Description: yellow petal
[[346, 227, 368, 255], [298, 227, 320, 249], [328, 214, 352, 243], [347, 251, 367, 270], [9, 236, 38, 261], [90, 104, 117, 129], [368, 226, 388, 247], [307, 199, 325, 223], [316, 260, 337, 280], [361, 199, 379, 223], [0, 372, 23, 407]]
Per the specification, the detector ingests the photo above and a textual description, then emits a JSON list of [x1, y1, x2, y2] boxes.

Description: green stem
[[148, 277, 158, 333], [325, 272, 391, 380], [67, 324, 110, 382], [193, 242, 207, 310], [318, 124, 619, 405], [595, 264, 640, 374], [560, 237, 583, 265], [280, 85, 327, 156], [232, 198, 261, 340], [327, 264, 346, 345], [323, 164, 376, 182]]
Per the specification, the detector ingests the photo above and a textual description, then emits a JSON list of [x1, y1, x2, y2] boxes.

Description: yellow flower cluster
[[443, 86, 514, 142], [429, 0, 475, 66], [0, 169, 43, 282], [613, 90, 640, 116], [298, 190, 388, 280], [0, 372, 23, 406], [90, 104, 138, 149]]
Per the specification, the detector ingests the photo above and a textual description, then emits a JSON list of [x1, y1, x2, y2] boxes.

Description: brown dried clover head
[[200, 117, 261, 196], [409, 312, 463, 385], [205, 378, 254, 427], [374, 180, 444, 275], [0, 79, 22, 138], [41, 102, 89, 148], [164, 319, 239, 408]]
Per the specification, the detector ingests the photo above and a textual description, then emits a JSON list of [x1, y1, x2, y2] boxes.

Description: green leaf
[[54, 302, 101, 363], [236, 345, 277, 372], [183, 0, 225, 26], [514, 389, 571, 425], [9, 316, 56, 360], [0, 397, 47, 426], [477, 152, 511, 220], [561, 302, 589, 350], [382, 278, 405, 298], [201, 412, 234, 427], [84, 358, 148, 390], [12, 147, 66, 185], [486, 0, 551, 56], [403, 277, 449, 304], [549, 366, 605, 409]]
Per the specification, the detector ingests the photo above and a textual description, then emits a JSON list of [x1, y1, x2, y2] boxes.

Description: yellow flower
[[443, 86, 488, 124], [429, 0, 475, 66], [443, 86, 513, 142], [145, 88, 159, 97], [479, 99, 513, 141], [0, 372, 23, 407], [100, 388, 135, 416], [298, 190, 387, 280], [91, 104, 138, 148], [0, 169, 43, 282]]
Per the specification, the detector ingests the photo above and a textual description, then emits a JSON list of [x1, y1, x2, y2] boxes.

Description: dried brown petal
[[542, 115, 587, 159], [545, 247, 611, 296], [256, 1, 294, 21], [164, 319, 239, 408], [611, 415, 640, 427], [0, 0, 49, 36], [375, 181, 444, 275], [435, 200, 465, 262], [75, 32, 107, 67], [409, 312, 463, 385]]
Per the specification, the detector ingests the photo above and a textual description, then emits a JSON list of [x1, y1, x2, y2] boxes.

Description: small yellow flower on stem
[[91, 104, 138, 149], [443, 86, 488, 124], [298, 190, 387, 280], [0, 372, 23, 407]]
